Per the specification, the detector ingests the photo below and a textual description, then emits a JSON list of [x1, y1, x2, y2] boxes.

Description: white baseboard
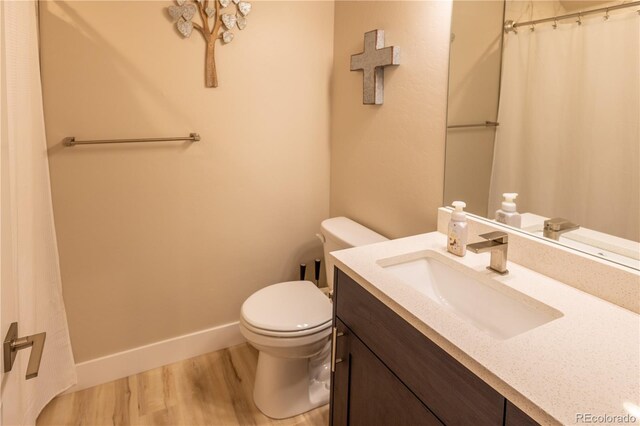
[[65, 321, 246, 394]]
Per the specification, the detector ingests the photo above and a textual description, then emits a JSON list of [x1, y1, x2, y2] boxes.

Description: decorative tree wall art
[[167, 0, 252, 87]]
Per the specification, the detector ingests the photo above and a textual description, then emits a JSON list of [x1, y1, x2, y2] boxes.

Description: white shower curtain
[[489, 11, 640, 241], [1, 1, 76, 424]]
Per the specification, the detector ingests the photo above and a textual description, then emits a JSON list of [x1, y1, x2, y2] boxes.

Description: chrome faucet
[[467, 231, 509, 275], [543, 218, 580, 241]]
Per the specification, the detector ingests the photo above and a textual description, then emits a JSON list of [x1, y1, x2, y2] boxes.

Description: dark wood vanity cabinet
[[504, 401, 540, 426], [332, 318, 442, 426], [329, 269, 540, 426]]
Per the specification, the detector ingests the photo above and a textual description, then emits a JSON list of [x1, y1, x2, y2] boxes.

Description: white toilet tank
[[319, 217, 388, 291]]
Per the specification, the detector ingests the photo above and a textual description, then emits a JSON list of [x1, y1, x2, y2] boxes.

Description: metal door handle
[[331, 326, 345, 372], [3, 322, 46, 379]]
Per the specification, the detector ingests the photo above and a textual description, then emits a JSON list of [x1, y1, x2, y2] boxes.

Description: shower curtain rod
[[504, 1, 640, 33]]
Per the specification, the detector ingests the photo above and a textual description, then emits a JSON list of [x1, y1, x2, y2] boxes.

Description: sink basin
[[378, 251, 563, 340]]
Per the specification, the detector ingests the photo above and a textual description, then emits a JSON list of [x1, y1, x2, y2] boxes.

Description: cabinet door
[[334, 269, 505, 425], [330, 320, 442, 426], [505, 401, 540, 426]]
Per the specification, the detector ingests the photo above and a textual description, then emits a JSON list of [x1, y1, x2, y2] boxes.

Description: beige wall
[[40, 1, 334, 362], [505, 0, 625, 21], [444, 1, 504, 217], [330, 1, 452, 239], [505, 0, 565, 21]]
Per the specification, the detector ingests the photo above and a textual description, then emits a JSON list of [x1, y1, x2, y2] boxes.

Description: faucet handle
[[478, 231, 508, 244], [544, 217, 578, 231]]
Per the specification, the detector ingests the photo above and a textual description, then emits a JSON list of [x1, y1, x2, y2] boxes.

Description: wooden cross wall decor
[[350, 29, 400, 105]]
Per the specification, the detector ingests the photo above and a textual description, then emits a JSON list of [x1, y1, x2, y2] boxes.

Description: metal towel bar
[[63, 133, 200, 147], [447, 121, 499, 130]]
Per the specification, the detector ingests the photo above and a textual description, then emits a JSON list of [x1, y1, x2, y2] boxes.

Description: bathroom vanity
[[327, 217, 640, 426], [330, 268, 536, 426]]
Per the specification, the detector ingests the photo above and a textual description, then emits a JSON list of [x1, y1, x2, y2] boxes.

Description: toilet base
[[253, 342, 331, 419]]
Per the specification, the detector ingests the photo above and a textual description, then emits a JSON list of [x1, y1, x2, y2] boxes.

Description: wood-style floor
[[37, 343, 329, 426]]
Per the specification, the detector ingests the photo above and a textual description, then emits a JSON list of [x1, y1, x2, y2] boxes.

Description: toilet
[[239, 217, 388, 419]]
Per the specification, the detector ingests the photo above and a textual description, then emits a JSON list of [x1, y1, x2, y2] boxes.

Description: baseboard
[[64, 321, 246, 394]]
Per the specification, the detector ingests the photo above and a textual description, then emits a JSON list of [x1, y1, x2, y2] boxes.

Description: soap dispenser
[[495, 193, 522, 228], [448, 201, 468, 257]]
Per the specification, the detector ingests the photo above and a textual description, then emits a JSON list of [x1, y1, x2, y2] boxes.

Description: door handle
[[3, 322, 46, 380], [331, 326, 345, 372]]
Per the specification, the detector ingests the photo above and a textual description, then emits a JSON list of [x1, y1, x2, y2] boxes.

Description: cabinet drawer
[[335, 269, 505, 426]]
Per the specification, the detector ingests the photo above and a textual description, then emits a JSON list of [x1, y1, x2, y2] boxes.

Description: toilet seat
[[241, 281, 332, 337], [241, 317, 332, 338]]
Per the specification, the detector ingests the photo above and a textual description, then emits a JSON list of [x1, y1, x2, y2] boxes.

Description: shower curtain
[[1, 1, 76, 424], [489, 11, 640, 241]]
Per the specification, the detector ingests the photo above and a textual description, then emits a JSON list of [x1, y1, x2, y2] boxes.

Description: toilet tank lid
[[320, 217, 388, 248]]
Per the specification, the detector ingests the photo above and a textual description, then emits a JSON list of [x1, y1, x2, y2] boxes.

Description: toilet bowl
[[240, 217, 387, 419], [240, 281, 332, 419]]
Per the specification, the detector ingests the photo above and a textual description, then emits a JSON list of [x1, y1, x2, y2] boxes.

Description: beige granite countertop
[[330, 231, 640, 426]]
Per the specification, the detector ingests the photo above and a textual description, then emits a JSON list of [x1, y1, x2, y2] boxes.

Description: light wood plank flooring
[[37, 343, 329, 426]]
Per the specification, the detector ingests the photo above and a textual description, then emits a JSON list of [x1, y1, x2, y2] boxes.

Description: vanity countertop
[[330, 231, 640, 425]]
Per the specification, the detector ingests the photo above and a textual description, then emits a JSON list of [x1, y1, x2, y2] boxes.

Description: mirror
[[444, 0, 640, 270]]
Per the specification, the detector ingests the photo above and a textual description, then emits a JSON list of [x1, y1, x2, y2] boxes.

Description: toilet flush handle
[[316, 233, 325, 244]]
